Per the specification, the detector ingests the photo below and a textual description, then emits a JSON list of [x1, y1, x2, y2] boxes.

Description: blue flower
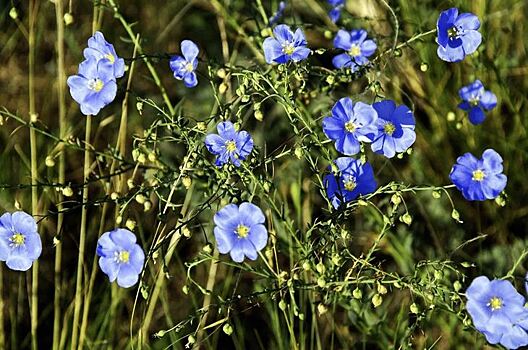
[[332, 29, 377, 71], [449, 149, 507, 201], [371, 100, 416, 158], [466, 276, 528, 349], [205, 121, 254, 167], [83, 31, 125, 79], [0, 211, 42, 271], [67, 58, 118, 116], [458, 80, 497, 125], [96, 228, 145, 288], [436, 8, 482, 62], [263, 24, 311, 64], [322, 97, 378, 155], [269, 1, 286, 26], [328, 0, 345, 22], [169, 40, 199, 88], [213, 202, 268, 263], [324, 157, 377, 208]]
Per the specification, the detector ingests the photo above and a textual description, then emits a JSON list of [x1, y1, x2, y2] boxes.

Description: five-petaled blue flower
[[96, 228, 145, 288], [67, 57, 118, 116], [449, 149, 507, 201], [263, 24, 311, 64], [466, 276, 528, 349], [169, 40, 199, 88], [324, 157, 377, 208], [332, 29, 377, 71], [322, 97, 378, 155], [458, 80, 497, 125], [213, 202, 268, 263], [436, 8, 482, 62], [328, 0, 345, 23], [83, 31, 125, 79], [0, 211, 42, 271], [371, 100, 416, 158], [205, 121, 254, 167], [269, 1, 286, 26]]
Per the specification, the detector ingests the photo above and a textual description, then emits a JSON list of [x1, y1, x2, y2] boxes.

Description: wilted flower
[[328, 0, 345, 23], [205, 121, 253, 167], [324, 157, 377, 208], [83, 31, 125, 79], [263, 24, 311, 64], [67, 58, 117, 115], [332, 29, 377, 71], [269, 1, 286, 26], [436, 8, 482, 62], [0, 211, 42, 271], [449, 149, 507, 201], [322, 97, 378, 155], [371, 100, 416, 158], [213, 203, 268, 262], [458, 80, 497, 125], [169, 40, 199, 88], [466, 276, 528, 349], [96, 228, 145, 288]]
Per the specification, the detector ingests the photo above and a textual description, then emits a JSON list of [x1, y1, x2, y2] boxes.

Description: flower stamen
[[105, 53, 115, 63], [343, 178, 357, 191], [9, 233, 25, 247], [487, 296, 503, 311], [344, 121, 357, 133], [225, 140, 237, 153], [115, 250, 130, 263], [282, 42, 295, 55], [185, 62, 194, 72], [472, 169, 486, 182], [235, 224, 249, 238], [383, 122, 396, 136], [88, 78, 104, 92], [349, 45, 361, 57]]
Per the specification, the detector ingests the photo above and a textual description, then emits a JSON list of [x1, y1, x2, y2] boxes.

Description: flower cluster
[[67, 31, 124, 116], [0, 211, 42, 271], [169, 40, 200, 88], [466, 276, 528, 349]]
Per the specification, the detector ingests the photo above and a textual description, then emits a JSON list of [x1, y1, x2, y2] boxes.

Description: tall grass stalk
[[70, 114, 92, 350], [53, 0, 67, 349], [28, 1, 40, 349]]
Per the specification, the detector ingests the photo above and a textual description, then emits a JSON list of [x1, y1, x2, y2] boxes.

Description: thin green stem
[[70, 114, 92, 350], [53, 1, 66, 349], [29, 1, 39, 349]]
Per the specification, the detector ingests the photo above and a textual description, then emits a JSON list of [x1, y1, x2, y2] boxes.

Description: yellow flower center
[[10, 233, 25, 247], [89, 79, 104, 92], [225, 140, 237, 152], [117, 250, 130, 263], [235, 224, 249, 238], [283, 43, 295, 55], [343, 179, 356, 191], [349, 45, 361, 57], [384, 122, 396, 136], [105, 53, 115, 64], [488, 296, 502, 311], [447, 27, 459, 39], [344, 121, 357, 133], [472, 169, 486, 182], [185, 62, 194, 72], [469, 96, 480, 106]]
